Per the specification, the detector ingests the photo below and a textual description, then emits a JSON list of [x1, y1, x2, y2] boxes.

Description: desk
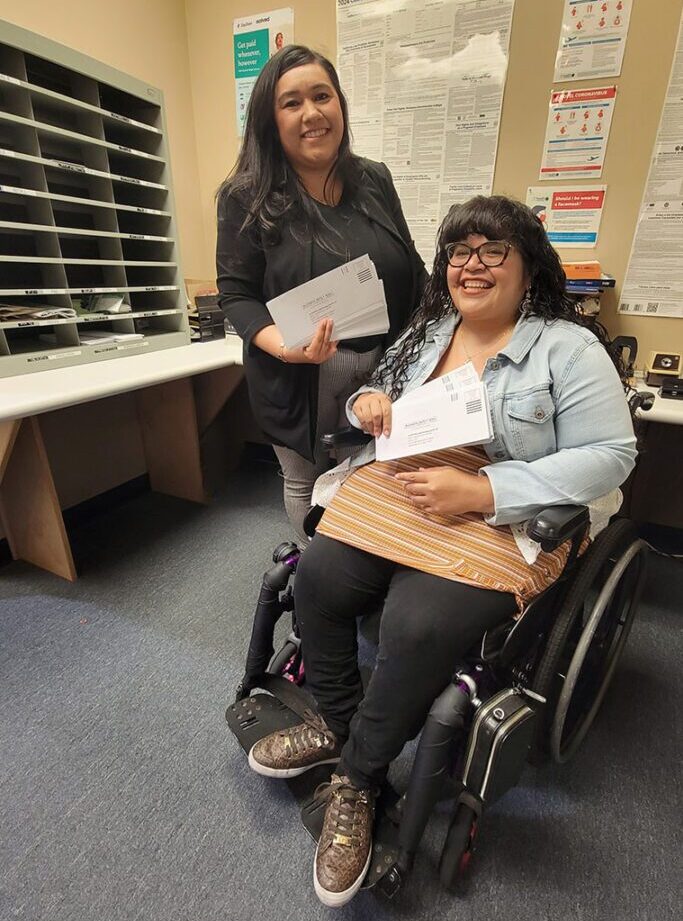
[[0, 338, 243, 581], [629, 381, 683, 528], [635, 381, 683, 426]]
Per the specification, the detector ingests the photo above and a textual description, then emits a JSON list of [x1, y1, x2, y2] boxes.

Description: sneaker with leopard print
[[247, 709, 341, 778], [313, 773, 375, 907]]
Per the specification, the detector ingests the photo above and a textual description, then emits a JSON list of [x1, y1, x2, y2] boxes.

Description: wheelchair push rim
[[550, 536, 647, 763]]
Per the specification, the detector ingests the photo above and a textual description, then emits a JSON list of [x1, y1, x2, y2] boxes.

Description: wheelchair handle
[[320, 427, 373, 451], [628, 390, 655, 414]]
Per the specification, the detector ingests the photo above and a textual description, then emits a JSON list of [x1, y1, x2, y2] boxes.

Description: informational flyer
[[539, 86, 616, 180], [233, 8, 294, 135], [620, 16, 683, 320], [337, 0, 515, 265], [554, 0, 633, 82], [526, 186, 606, 247]]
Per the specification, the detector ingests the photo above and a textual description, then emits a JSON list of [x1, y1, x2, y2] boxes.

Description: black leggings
[[294, 534, 517, 789]]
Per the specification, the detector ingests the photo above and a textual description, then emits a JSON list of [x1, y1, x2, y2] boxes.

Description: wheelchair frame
[[226, 505, 648, 896], [227, 404, 651, 896]]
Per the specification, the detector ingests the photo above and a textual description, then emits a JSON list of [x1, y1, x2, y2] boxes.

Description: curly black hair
[[372, 195, 624, 399]]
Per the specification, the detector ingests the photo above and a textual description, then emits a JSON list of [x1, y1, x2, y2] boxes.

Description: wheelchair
[[226, 423, 650, 897]]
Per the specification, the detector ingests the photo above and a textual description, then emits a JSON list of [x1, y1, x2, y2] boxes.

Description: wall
[[184, 0, 337, 278], [1, 0, 681, 526], [186, 0, 683, 362], [495, 0, 683, 360], [0, 0, 207, 276]]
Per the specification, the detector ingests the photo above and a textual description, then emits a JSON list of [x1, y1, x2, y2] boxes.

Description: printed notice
[[337, 0, 515, 265], [539, 86, 616, 180], [233, 8, 294, 136], [526, 186, 606, 247], [620, 15, 683, 320], [554, 0, 633, 82]]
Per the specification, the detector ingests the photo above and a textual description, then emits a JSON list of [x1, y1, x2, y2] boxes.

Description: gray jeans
[[273, 347, 381, 544]]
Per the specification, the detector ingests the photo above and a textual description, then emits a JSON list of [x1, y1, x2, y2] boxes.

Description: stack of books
[[562, 262, 615, 316], [563, 261, 616, 295]]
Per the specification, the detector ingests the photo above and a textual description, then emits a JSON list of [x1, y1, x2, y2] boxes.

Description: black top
[[216, 158, 428, 461], [313, 197, 414, 353]]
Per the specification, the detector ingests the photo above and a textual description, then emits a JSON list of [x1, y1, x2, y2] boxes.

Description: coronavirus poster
[[526, 186, 606, 246]]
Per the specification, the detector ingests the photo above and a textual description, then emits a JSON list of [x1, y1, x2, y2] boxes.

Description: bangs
[[441, 196, 522, 245]]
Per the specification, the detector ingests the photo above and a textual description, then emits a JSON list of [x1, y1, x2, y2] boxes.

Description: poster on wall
[[526, 186, 606, 247], [554, 0, 633, 82], [233, 8, 294, 136], [337, 0, 515, 266], [619, 15, 683, 320], [539, 86, 616, 180]]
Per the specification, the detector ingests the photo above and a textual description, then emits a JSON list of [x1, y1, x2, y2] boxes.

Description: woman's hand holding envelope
[[352, 391, 393, 437], [284, 318, 339, 364]]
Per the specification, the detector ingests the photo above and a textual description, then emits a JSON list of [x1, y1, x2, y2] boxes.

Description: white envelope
[[266, 255, 389, 348], [376, 374, 492, 461]]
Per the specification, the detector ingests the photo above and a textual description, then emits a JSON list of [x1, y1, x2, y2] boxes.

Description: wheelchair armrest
[[526, 505, 590, 552], [320, 426, 373, 451]]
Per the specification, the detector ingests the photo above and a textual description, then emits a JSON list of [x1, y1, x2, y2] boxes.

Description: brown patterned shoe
[[313, 773, 374, 907], [248, 709, 341, 778]]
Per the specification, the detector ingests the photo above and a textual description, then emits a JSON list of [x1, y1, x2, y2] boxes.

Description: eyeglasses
[[445, 240, 512, 268]]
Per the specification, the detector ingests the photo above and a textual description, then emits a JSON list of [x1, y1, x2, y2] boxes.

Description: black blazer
[[216, 159, 427, 461]]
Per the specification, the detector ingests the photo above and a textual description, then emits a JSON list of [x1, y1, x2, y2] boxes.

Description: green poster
[[233, 29, 269, 79]]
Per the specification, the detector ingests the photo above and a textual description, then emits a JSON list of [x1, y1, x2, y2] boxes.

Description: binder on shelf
[[562, 261, 602, 280], [566, 274, 615, 290]]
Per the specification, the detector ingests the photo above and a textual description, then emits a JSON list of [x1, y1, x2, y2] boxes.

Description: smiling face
[[446, 233, 529, 327], [273, 62, 345, 178]]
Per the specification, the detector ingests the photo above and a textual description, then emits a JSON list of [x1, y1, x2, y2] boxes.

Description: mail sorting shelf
[[0, 19, 189, 377]]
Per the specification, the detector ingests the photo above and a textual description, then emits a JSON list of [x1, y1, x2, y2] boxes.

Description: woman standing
[[216, 45, 426, 542]]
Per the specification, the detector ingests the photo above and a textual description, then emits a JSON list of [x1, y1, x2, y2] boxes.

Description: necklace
[[458, 325, 514, 362]]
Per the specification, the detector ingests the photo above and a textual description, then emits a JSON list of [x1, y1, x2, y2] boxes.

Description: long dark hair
[[373, 195, 626, 399], [217, 45, 363, 245]]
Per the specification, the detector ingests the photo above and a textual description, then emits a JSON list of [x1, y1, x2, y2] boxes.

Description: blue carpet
[[0, 462, 681, 921]]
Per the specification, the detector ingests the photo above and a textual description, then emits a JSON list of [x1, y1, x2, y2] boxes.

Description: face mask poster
[[233, 8, 294, 136]]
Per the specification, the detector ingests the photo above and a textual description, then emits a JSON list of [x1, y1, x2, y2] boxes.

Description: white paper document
[[337, 0, 515, 265], [619, 15, 683, 320], [266, 254, 389, 349], [539, 86, 617, 181], [375, 365, 493, 462], [554, 0, 633, 83]]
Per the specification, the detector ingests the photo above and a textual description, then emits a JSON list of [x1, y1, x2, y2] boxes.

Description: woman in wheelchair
[[246, 195, 637, 907]]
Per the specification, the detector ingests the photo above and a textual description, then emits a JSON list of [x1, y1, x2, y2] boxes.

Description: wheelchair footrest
[[226, 692, 303, 755], [226, 687, 405, 893]]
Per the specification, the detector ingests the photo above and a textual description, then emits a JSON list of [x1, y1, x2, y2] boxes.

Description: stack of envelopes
[[266, 254, 389, 349]]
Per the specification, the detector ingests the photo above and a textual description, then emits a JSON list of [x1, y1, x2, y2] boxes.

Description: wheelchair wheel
[[531, 519, 647, 764], [439, 803, 478, 893], [268, 639, 303, 683]]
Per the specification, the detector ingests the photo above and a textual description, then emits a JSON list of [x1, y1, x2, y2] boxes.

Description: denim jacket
[[312, 311, 637, 527]]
